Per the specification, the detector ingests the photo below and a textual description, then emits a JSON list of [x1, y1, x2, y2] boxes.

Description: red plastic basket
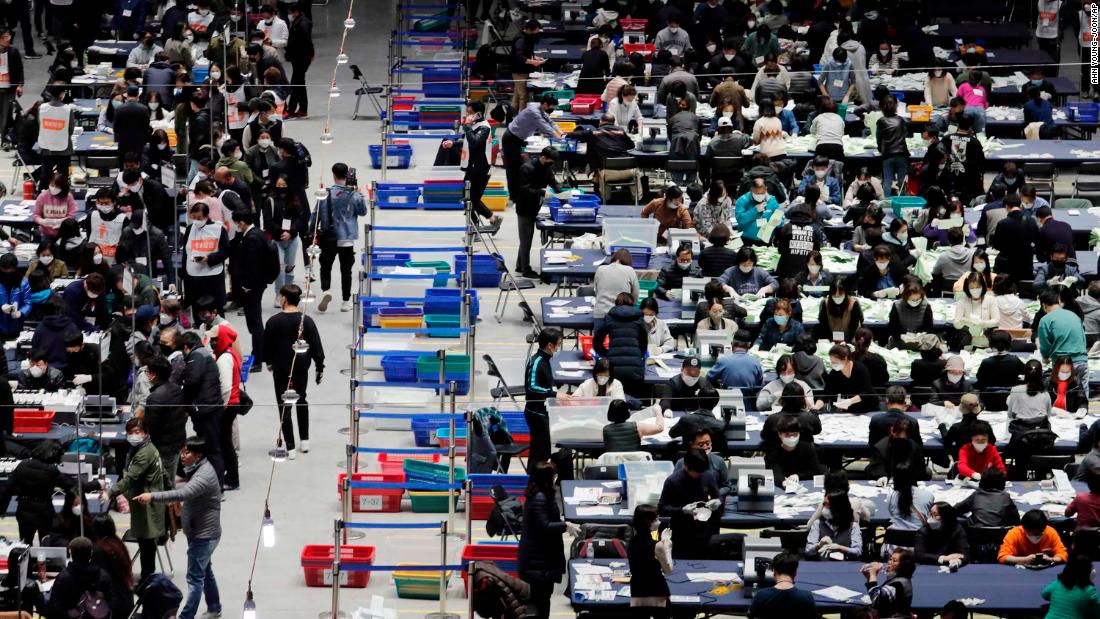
[[620, 17, 648, 31], [377, 453, 441, 477], [469, 493, 527, 520], [392, 96, 416, 111], [623, 43, 655, 60], [337, 473, 404, 513], [300, 545, 376, 588], [13, 410, 54, 434], [461, 543, 520, 590], [570, 94, 602, 115]]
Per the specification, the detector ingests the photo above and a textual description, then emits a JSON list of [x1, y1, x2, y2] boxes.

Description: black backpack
[[569, 524, 633, 559], [486, 486, 522, 539], [74, 590, 110, 618]]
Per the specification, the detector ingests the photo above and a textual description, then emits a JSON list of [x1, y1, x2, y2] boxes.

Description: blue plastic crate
[[454, 254, 501, 288], [424, 288, 480, 317], [609, 245, 652, 268], [551, 206, 599, 223], [411, 417, 451, 447], [382, 352, 424, 382], [377, 188, 422, 208], [361, 300, 408, 327], [547, 137, 579, 153], [369, 252, 412, 268], [369, 144, 412, 169], [1068, 101, 1100, 122]]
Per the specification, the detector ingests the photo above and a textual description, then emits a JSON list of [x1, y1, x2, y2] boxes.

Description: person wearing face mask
[[116, 209, 174, 287], [186, 0, 214, 40], [693, 183, 733, 240], [185, 91, 211, 182], [1035, 244, 1082, 299], [806, 491, 862, 561], [518, 461, 579, 619], [641, 185, 695, 246], [799, 250, 835, 296], [931, 227, 974, 289], [264, 174, 307, 299], [886, 278, 934, 347], [257, 4, 289, 57], [707, 330, 766, 407], [627, 504, 674, 614], [658, 449, 722, 560], [82, 189, 126, 267], [60, 272, 107, 331], [760, 370, 819, 428], [142, 127, 174, 178], [1048, 354, 1089, 415], [973, 330, 1026, 412], [718, 248, 777, 300], [102, 417, 167, 582], [242, 100, 283, 152], [126, 27, 162, 70], [929, 355, 976, 409], [857, 245, 905, 299], [917, 501, 973, 568], [139, 356, 187, 470], [924, 65, 957, 107], [229, 210, 269, 368], [862, 548, 916, 617], [765, 414, 824, 481], [245, 128, 282, 196], [815, 343, 877, 414], [37, 84, 76, 188], [32, 172, 76, 239], [950, 271, 999, 350], [998, 509, 1068, 566], [734, 177, 783, 244], [571, 358, 625, 399], [164, 23, 195, 68], [637, 297, 675, 355], [654, 12, 692, 57], [696, 299, 738, 338], [606, 82, 643, 133], [708, 65, 750, 117], [813, 279, 862, 342], [755, 298, 804, 351], [182, 202, 230, 316], [593, 292, 648, 397], [26, 241, 66, 283], [957, 421, 1006, 482], [601, 398, 664, 453], [660, 355, 719, 415], [17, 350, 64, 390], [655, 244, 700, 301], [0, 440, 71, 543], [524, 328, 569, 464], [797, 156, 842, 206]]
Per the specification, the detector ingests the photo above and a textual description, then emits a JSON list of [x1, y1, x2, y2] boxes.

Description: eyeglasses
[[693, 441, 712, 449]]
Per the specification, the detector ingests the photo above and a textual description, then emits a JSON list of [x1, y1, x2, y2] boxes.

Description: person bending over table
[[975, 331, 1026, 412], [747, 552, 818, 618], [593, 292, 648, 397], [998, 509, 1068, 566], [627, 504, 673, 616], [656, 244, 700, 301], [602, 398, 664, 453], [708, 330, 765, 409], [957, 421, 1006, 482], [593, 248, 641, 331], [850, 201, 885, 254], [514, 146, 562, 279], [866, 418, 927, 481], [694, 279, 749, 326], [641, 185, 694, 246], [698, 224, 739, 278], [734, 178, 784, 245], [862, 548, 916, 618], [718, 246, 777, 298], [815, 343, 877, 414], [870, 386, 922, 449], [954, 467, 1019, 528], [764, 414, 824, 482], [914, 502, 970, 567], [757, 355, 817, 413], [930, 356, 976, 408], [658, 448, 722, 560], [805, 490, 862, 561], [569, 357, 625, 400], [660, 356, 719, 413], [673, 428, 734, 497], [1041, 554, 1100, 619], [640, 298, 676, 355]]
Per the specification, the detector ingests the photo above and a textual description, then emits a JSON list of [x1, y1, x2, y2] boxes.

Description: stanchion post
[[463, 478, 473, 543], [447, 384, 457, 536], [320, 519, 343, 619], [437, 349, 447, 412], [466, 560, 475, 619], [381, 123, 389, 182], [464, 291, 474, 396], [341, 475, 351, 544], [439, 520, 448, 615]]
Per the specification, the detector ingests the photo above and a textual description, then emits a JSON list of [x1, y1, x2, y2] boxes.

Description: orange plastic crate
[[300, 545, 375, 588]]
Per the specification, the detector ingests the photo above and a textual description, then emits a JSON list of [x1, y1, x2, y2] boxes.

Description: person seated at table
[[656, 244, 701, 301], [641, 185, 694, 246], [570, 357, 626, 400], [606, 83, 642, 133], [758, 356, 818, 413], [1035, 244, 1082, 297], [752, 55, 791, 104], [850, 200, 885, 253], [797, 155, 842, 206], [815, 343, 877, 414], [1042, 554, 1100, 618], [971, 332, 1023, 413], [33, 172, 77, 241], [1007, 359, 1053, 421], [718, 247, 777, 298], [658, 448, 721, 560], [1048, 355, 1088, 415], [640, 297, 676, 355], [954, 467, 1019, 528], [707, 331, 765, 405], [1020, 184, 1051, 214], [694, 183, 732, 241], [765, 415, 824, 483], [907, 336, 945, 392], [789, 332, 825, 391], [661, 355, 720, 414], [774, 203, 825, 280], [707, 115, 752, 157], [593, 248, 641, 331], [948, 247, 993, 295], [1024, 86, 1059, 140], [989, 277, 1026, 333], [843, 167, 885, 208], [924, 64, 958, 108], [627, 504, 673, 614], [18, 350, 66, 391], [799, 251, 835, 297], [97, 93, 125, 133], [812, 280, 862, 343], [805, 490, 862, 561], [951, 272, 1000, 350], [881, 218, 918, 270], [696, 226, 737, 279], [1065, 469, 1100, 529], [27, 240, 69, 282], [734, 177, 784, 246], [931, 356, 976, 408], [693, 279, 748, 325], [869, 386, 921, 448], [915, 501, 968, 567], [863, 548, 916, 617], [755, 299, 804, 351], [673, 428, 733, 496], [771, 91, 799, 138], [857, 245, 906, 299], [654, 14, 694, 61], [696, 298, 738, 337], [868, 415, 926, 476], [594, 292, 648, 397], [602, 398, 664, 453], [932, 228, 974, 289], [886, 462, 933, 530], [851, 327, 888, 385], [957, 420, 1006, 482], [886, 277, 934, 346], [998, 509, 1069, 566], [747, 551, 818, 617]]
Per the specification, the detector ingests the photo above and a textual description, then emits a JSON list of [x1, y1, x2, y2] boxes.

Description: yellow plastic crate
[[554, 121, 576, 133], [908, 105, 932, 122], [483, 195, 508, 211], [487, 181, 505, 189], [393, 566, 450, 600], [378, 316, 424, 329]]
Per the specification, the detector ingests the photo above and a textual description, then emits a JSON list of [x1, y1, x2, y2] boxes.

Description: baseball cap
[[717, 116, 733, 128], [135, 304, 158, 323], [959, 393, 982, 415], [682, 356, 701, 370]]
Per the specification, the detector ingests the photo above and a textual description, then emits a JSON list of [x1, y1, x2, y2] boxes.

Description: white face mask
[[149, 101, 159, 110], [947, 373, 963, 384], [779, 373, 795, 384], [668, 27, 680, 34], [907, 298, 922, 308], [71, 505, 82, 516], [752, 192, 768, 203], [48, 185, 61, 196], [831, 295, 846, 305], [39, 255, 54, 265], [739, 264, 754, 274], [780, 436, 800, 448], [596, 375, 610, 386], [644, 314, 657, 326], [972, 441, 988, 452], [28, 365, 44, 378], [973, 261, 986, 272], [968, 287, 982, 299], [876, 261, 890, 272], [159, 312, 172, 325], [98, 204, 113, 214], [258, 138, 273, 149], [808, 264, 821, 274], [157, 142, 167, 150], [831, 362, 844, 372], [197, 8, 209, 16], [233, 150, 243, 159], [706, 44, 717, 53], [209, 70, 222, 80], [682, 374, 699, 387], [724, 53, 734, 61], [927, 516, 942, 530], [821, 507, 832, 520], [92, 254, 103, 265], [127, 434, 145, 446], [184, 33, 195, 42], [677, 261, 692, 270], [1058, 370, 1072, 381], [814, 169, 826, 179]]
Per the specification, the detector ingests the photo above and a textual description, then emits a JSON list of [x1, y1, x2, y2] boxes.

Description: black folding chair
[[483, 353, 523, 408]]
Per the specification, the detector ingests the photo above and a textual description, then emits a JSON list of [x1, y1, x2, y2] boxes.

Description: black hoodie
[[774, 207, 823, 279]]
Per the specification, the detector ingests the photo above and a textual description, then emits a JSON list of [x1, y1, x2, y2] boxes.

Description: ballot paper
[[560, 361, 594, 370], [574, 563, 613, 575], [545, 299, 572, 307], [576, 506, 616, 516], [933, 216, 964, 229], [572, 487, 603, 502], [558, 370, 585, 378], [669, 596, 702, 603], [686, 573, 740, 583], [813, 586, 863, 601]]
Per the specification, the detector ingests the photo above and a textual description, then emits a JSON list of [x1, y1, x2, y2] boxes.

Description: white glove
[[682, 504, 698, 515], [663, 409, 673, 418], [948, 558, 961, 569], [566, 522, 582, 537], [705, 498, 721, 511], [818, 536, 832, 546], [10, 310, 20, 319], [0, 304, 11, 314], [660, 527, 672, 543], [873, 289, 888, 299], [785, 474, 799, 486], [73, 374, 93, 386], [970, 472, 982, 482], [875, 476, 889, 487], [1041, 91, 1052, 100]]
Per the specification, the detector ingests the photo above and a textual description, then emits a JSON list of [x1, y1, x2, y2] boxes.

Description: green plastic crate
[[394, 568, 450, 600], [409, 491, 460, 512], [404, 260, 450, 273], [545, 89, 575, 109], [424, 314, 462, 337], [637, 279, 658, 306], [415, 354, 472, 377], [402, 458, 468, 482]]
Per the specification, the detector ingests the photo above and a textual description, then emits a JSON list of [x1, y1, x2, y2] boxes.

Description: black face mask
[[158, 344, 175, 357]]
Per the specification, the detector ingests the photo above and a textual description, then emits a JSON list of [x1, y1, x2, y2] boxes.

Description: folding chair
[[666, 159, 698, 186], [1023, 163, 1056, 201], [599, 156, 640, 204], [350, 64, 385, 121], [1074, 162, 1100, 202], [483, 353, 524, 407], [491, 252, 537, 323], [760, 527, 810, 553], [966, 525, 1013, 563], [84, 156, 119, 189], [1026, 454, 1074, 480], [1053, 197, 1093, 210], [710, 156, 742, 188], [123, 528, 174, 576], [582, 464, 619, 480]]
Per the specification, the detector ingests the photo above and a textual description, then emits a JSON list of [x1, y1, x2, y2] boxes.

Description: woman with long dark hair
[[887, 463, 933, 531], [805, 490, 862, 560], [91, 513, 136, 617], [518, 462, 578, 619], [815, 279, 863, 342], [1041, 554, 1100, 617], [914, 502, 969, 566], [628, 504, 672, 617]]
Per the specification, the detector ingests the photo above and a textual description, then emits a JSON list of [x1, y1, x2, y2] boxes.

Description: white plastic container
[[619, 461, 673, 512], [603, 218, 659, 252], [363, 387, 438, 430], [407, 129, 456, 167], [546, 396, 615, 441], [359, 333, 415, 371]]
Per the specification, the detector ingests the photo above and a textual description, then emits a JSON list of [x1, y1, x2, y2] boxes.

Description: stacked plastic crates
[[422, 179, 465, 209], [301, 545, 376, 588], [483, 180, 508, 212], [423, 288, 479, 338], [369, 142, 413, 169], [460, 542, 520, 592], [454, 253, 500, 288], [423, 66, 463, 98], [402, 459, 467, 513], [375, 183, 422, 208], [416, 353, 471, 395], [418, 104, 462, 127], [548, 193, 601, 224]]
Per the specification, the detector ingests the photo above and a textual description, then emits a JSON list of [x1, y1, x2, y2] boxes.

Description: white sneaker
[[300, 440, 310, 453], [341, 300, 353, 312], [318, 293, 332, 312], [287, 449, 297, 460]]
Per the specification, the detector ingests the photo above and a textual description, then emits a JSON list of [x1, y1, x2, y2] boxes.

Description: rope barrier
[[366, 272, 459, 280], [354, 446, 450, 455], [347, 481, 463, 491], [371, 245, 468, 252], [342, 522, 446, 529], [357, 411, 464, 420], [354, 379, 451, 388], [369, 225, 468, 232], [339, 564, 466, 572]]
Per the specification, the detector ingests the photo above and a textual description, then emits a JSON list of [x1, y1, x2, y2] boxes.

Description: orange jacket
[[997, 525, 1068, 564]]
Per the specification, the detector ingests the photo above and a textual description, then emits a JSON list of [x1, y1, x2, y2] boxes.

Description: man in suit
[[230, 210, 268, 367], [113, 85, 151, 166], [284, 2, 313, 119], [1035, 206, 1076, 263]]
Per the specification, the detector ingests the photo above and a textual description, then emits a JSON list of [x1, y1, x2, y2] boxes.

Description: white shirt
[[259, 16, 290, 52]]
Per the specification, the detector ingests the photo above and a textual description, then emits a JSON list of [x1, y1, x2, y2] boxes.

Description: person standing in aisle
[[523, 328, 569, 464], [134, 436, 222, 619], [1037, 0, 1063, 75], [176, 331, 224, 484], [501, 93, 561, 199], [312, 163, 366, 313], [230, 210, 268, 369], [264, 284, 324, 459], [37, 85, 76, 187], [513, 146, 562, 278], [284, 2, 313, 119], [208, 323, 243, 491], [113, 85, 151, 167], [7, 5, 40, 59], [446, 100, 501, 226], [182, 202, 230, 317], [0, 30, 25, 151], [103, 417, 167, 583], [257, 5, 289, 58], [511, 19, 545, 111]]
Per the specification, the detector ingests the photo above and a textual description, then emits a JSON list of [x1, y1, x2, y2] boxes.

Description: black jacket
[[914, 524, 969, 565], [0, 47, 24, 88], [577, 48, 610, 95], [697, 245, 738, 278], [856, 256, 907, 298], [142, 61, 175, 107], [265, 196, 310, 239], [187, 109, 211, 159], [129, 177, 172, 230], [263, 310, 324, 375], [511, 32, 538, 75], [876, 115, 909, 158], [762, 410, 822, 446], [593, 304, 648, 385], [668, 410, 725, 446], [656, 262, 701, 300], [992, 210, 1038, 283], [1037, 218, 1075, 263], [868, 408, 923, 448], [773, 208, 823, 280], [568, 124, 634, 170], [866, 436, 927, 480], [764, 441, 824, 480], [460, 122, 492, 175], [0, 458, 72, 518], [523, 348, 555, 414], [231, 225, 269, 292], [930, 377, 977, 407], [659, 375, 719, 412], [144, 380, 188, 455], [176, 348, 223, 417], [975, 353, 1026, 411], [658, 468, 720, 559], [286, 14, 314, 64], [17, 367, 65, 392], [1047, 379, 1088, 412], [113, 101, 151, 158], [628, 535, 670, 597], [31, 314, 77, 369], [0, 378, 12, 442], [513, 158, 561, 218], [517, 490, 566, 582], [116, 224, 173, 283], [44, 563, 114, 619]]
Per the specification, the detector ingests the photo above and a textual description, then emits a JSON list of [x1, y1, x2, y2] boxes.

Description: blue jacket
[[311, 184, 367, 243], [734, 192, 783, 242], [778, 108, 799, 136], [0, 278, 31, 336], [755, 317, 805, 351], [797, 171, 842, 204], [706, 350, 764, 410]]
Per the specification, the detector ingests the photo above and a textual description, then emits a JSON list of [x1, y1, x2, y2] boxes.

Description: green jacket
[[109, 440, 168, 539], [216, 155, 255, 185]]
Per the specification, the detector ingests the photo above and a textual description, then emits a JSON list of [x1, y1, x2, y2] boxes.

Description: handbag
[[234, 388, 254, 416], [315, 187, 337, 243]]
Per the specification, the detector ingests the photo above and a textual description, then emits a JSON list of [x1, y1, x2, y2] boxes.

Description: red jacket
[[957, 443, 1006, 478], [212, 323, 241, 405]]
